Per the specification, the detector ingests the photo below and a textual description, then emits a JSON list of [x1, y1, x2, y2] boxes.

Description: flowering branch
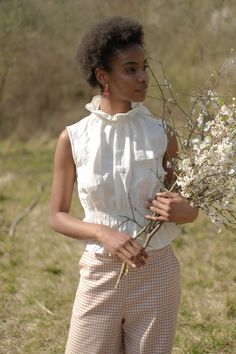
[[115, 58, 236, 288]]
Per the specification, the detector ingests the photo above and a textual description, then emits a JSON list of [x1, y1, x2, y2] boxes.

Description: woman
[[49, 16, 198, 354]]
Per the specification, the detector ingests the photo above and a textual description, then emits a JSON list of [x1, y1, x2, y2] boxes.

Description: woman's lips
[[136, 87, 148, 93]]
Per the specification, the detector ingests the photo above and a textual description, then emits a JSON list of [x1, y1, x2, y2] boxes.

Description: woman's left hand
[[145, 191, 199, 224]]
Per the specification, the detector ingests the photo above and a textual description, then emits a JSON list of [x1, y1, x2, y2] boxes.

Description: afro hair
[[77, 16, 144, 87]]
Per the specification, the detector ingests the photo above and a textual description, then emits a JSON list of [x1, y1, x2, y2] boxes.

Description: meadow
[[0, 139, 235, 354], [1, 1, 236, 353]]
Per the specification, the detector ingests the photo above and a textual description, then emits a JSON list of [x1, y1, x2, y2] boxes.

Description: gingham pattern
[[65, 245, 181, 354]]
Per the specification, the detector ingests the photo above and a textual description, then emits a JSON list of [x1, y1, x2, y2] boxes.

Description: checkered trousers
[[65, 245, 181, 354]]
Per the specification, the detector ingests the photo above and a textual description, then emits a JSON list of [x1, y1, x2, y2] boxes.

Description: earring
[[103, 83, 109, 99]]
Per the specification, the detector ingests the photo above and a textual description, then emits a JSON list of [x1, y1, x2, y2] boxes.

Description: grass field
[[1, 139, 236, 354]]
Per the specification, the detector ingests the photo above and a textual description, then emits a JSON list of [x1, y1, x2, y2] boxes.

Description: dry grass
[[0, 139, 236, 353], [0, 0, 236, 138]]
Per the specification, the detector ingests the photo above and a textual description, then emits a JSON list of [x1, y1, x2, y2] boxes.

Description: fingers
[[146, 192, 197, 224], [156, 191, 180, 199], [145, 213, 169, 222], [128, 240, 148, 266], [146, 199, 171, 220], [145, 192, 181, 222], [129, 239, 148, 257], [147, 198, 170, 211], [101, 228, 149, 268], [116, 239, 148, 268], [118, 250, 146, 268]]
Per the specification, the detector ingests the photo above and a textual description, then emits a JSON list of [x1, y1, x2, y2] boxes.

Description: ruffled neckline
[[85, 95, 144, 122]]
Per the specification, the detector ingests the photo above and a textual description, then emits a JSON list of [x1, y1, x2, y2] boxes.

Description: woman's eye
[[126, 67, 136, 74], [126, 65, 148, 74]]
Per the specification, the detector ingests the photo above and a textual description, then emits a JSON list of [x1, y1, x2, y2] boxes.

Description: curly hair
[[77, 16, 144, 87]]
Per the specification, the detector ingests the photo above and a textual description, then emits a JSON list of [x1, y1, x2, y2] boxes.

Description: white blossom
[[173, 97, 236, 233]]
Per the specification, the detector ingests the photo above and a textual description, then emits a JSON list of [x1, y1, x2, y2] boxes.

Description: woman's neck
[[99, 96, 132, 115]]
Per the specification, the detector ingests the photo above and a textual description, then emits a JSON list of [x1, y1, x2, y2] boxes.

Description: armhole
[[66, 126, 77, 166]]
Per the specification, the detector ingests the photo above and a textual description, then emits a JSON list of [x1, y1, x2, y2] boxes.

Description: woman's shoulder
[[66, 113, 98, 139], [67, 114, 91, 130]]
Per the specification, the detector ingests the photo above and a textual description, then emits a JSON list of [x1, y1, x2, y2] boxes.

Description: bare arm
[[146, 126, 199, 224], [49, 129, 147, 267]]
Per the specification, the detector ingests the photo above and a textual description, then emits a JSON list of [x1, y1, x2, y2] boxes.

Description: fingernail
[[132, 264, 137, 268]]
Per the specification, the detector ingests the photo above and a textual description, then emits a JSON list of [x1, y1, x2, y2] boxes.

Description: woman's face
[[105, 44, 149, 103]]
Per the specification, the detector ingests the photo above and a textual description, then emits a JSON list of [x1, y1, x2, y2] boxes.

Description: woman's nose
[[138, 69, 148, 82]]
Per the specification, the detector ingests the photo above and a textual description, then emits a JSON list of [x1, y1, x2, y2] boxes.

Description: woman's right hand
[[96, 225, 148, 268]]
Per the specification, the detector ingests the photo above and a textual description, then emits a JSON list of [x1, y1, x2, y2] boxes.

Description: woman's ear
[[95, 68, 109, 88]]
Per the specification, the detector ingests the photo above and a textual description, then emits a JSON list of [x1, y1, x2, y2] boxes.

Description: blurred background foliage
[[0, 0, 235, 138], [1, 3, 236, 352]]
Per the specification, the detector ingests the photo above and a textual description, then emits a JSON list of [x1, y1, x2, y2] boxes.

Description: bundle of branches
[[115, 58, 236, 288]]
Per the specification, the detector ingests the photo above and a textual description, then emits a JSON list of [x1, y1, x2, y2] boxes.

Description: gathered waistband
[[84, 208, 148, 225]]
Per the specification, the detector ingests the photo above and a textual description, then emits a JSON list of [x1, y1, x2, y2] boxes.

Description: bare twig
[[115, 57, 236, 288], [34, 299, 53, 316], [8, 183, 44, 236], [115, 221, 164, 289], [143, 222, 163, 248]]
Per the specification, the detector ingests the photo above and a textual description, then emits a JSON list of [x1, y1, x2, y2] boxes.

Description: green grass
[[0, 139, 236, 353]]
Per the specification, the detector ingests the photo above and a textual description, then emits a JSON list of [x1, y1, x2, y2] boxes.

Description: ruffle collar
[[85, 95, 145, 122]]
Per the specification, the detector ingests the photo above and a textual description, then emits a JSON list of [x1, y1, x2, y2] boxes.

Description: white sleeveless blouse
[[67, 95, 180, 253]]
